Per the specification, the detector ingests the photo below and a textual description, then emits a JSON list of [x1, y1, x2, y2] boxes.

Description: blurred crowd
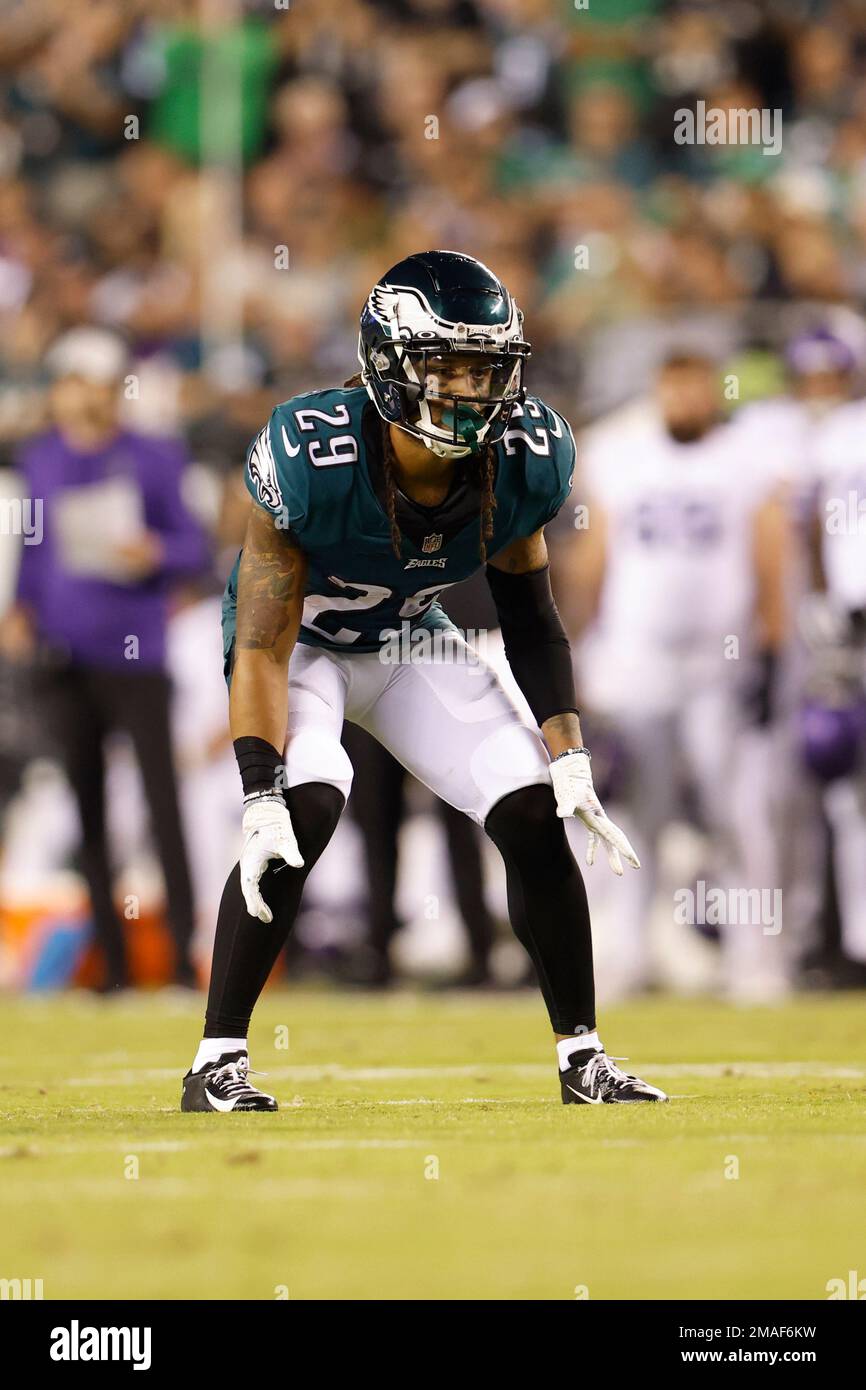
[[0, 0, 865, 999], [6, 0, 866, 437]]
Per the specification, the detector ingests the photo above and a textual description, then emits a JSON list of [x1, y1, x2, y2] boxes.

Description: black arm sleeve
[[485, 563, 579, 728]]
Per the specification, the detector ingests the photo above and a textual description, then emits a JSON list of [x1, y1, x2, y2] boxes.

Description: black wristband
[[233, 736, 286, 797]]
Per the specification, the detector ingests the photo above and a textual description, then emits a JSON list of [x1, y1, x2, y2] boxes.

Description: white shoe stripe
[[204, 1088, 238, 1112], [565, 1084, 603, 1105]]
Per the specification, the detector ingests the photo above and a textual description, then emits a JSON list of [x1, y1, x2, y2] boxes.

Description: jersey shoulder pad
[[504, 396, 576, 532], [244, 386, 367, 541]]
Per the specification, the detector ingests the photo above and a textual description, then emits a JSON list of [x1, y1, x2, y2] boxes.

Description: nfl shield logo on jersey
[[422, 533, 443, 553]]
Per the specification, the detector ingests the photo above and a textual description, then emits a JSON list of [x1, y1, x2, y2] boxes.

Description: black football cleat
[[181, 1052, 278, 1112], [560, 1047, 668, 1104]]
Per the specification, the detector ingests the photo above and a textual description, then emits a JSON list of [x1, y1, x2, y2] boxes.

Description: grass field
[[1, 988, 864, 1301]]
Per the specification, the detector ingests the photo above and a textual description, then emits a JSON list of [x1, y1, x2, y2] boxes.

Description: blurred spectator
[[2, 0, 866, 434], [0, 326, 209, 989]]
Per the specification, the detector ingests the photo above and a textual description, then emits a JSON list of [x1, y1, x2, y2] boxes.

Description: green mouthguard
[[441, 406, 485, 452]]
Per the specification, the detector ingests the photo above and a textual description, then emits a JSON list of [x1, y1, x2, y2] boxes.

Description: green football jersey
[[222, 386, 574, 674]]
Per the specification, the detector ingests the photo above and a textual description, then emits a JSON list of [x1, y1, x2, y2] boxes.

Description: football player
[[732, 328, 860, 981], [800, 389, 866, 979], [181, 251, 667, 1110], [569, 352, 790, 1000]]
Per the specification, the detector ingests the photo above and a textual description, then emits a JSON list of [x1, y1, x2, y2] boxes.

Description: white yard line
[[58, 1060, 866, 1087]]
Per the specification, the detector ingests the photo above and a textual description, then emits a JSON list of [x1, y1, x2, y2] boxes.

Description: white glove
[[240, 793, 304, 923], [549, 749, 640, 876]]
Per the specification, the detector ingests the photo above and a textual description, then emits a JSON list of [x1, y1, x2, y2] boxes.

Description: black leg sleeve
[[204, 781, 344, 1038], [484, 783, 596, 1034], [342, 725, 405, 953], [440, 800, 495, 968]]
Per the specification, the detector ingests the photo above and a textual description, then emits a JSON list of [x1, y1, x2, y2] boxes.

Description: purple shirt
[[17, 429, 210, 671]]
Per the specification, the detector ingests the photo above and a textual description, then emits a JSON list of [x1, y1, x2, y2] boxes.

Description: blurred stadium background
[[1, 0, 865, 1009]]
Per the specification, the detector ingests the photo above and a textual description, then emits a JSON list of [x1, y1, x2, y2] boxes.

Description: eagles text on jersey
[[222, 385, 575, 674]]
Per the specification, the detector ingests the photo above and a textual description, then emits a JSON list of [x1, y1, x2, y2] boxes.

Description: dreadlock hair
[[344, 372, 498, 562]]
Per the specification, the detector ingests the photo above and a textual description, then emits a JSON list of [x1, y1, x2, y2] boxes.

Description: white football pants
[[281, 634, 552, 825]]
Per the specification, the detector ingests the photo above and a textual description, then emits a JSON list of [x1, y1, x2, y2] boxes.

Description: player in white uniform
[[731, 328, 861, 977], [562, 352, 790, 999], [733, 328, 859, 529], [804, 389, 866, 975]]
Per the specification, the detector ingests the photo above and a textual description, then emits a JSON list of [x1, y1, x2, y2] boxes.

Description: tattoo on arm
[[235, 505, 306, 655]]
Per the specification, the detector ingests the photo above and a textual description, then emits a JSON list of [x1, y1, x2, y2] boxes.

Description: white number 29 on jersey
[[291, 405, 359, 468], [303, 578, 455, 644]]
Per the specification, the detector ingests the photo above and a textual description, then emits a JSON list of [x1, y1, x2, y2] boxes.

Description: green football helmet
[[358, 249, 530, 458]]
